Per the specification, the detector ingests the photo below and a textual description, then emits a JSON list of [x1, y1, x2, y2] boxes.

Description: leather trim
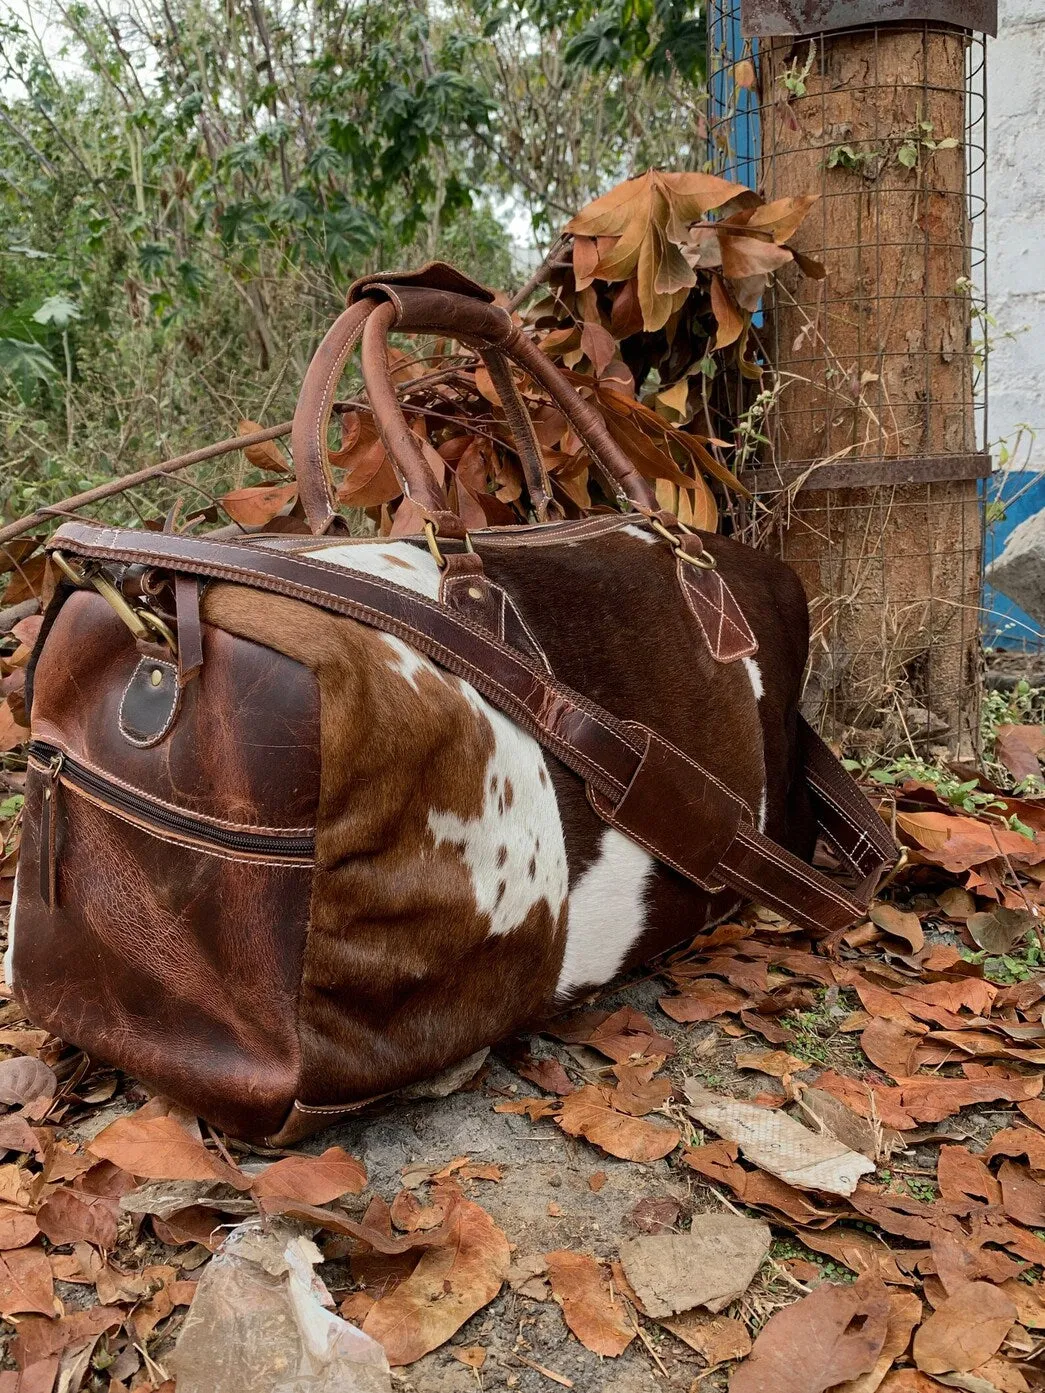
[[118, 657, 180, 748], [29, 740, 314, 837], [676, 550, 759, 663]]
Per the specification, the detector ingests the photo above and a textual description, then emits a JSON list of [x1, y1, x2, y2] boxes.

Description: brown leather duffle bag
[[8, 264, 897, 1143]]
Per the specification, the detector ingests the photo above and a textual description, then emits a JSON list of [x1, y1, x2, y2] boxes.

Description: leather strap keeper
[[589, 723, 749, 892]]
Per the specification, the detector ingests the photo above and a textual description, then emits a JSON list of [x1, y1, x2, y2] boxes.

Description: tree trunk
[[757, 24, 982, 756]]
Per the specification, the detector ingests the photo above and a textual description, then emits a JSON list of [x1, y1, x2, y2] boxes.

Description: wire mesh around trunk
[[708, 9, 989, 761]]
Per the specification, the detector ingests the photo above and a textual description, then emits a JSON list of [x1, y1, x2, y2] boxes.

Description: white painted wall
[[988, 0, 1045, 467]]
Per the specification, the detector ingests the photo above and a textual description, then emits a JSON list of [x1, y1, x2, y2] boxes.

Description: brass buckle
[[648, 516, 717, 570], [52, 551, 178, 655]]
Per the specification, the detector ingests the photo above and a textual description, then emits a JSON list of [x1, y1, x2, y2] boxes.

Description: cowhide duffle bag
[[8, 262, 897, 1143]]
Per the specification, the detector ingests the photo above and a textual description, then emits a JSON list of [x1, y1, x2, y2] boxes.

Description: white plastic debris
[[171, 1218, 391, 1393]]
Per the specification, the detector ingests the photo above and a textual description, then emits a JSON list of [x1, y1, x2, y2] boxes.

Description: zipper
[[28, 740, 315, 860]]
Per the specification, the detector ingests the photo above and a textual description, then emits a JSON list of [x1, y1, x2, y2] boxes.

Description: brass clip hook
[[52, 551, 178, 655]]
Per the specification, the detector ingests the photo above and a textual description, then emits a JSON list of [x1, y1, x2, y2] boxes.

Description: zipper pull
[[40, 753, 63, 910]]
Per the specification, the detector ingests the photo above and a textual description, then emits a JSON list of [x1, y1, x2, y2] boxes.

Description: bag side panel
[[12, 591, 319, 1139]]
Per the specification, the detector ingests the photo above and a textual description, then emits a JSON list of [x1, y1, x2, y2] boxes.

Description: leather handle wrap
[[290, 274, 662, 535], [46, 520, 899, 936]]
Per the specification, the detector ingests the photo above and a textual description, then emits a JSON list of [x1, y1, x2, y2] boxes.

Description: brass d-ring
[[647, 517, 717, 571], [677, 546, 717, 571], [423, 520, 446, 570], [423, 520, 474, 568]]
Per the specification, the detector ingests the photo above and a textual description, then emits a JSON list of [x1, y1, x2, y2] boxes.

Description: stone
[[987, 506, 1045, 628]]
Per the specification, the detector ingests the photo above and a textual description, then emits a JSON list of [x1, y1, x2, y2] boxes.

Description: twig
[[0, 598, 40, 635], [508, 1352, 573, 1387], [0, 422, 293, 548], [507, 235, 569, 313]]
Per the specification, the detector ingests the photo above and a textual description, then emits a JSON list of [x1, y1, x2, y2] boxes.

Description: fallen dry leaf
[[996, 1158, 1045, 1227], [250, 1146, 366, 1205], [870, 903, 925, 953], [624, 1196, 680, 1235], [0, 1115, 45, 1159], [896, 812, 1043, 875], [684, 1080, 875, 1194], [35, 1187, 119, 1249], [660, 1309, 752, 1366], [729, 1274, 890, 1393], [659, 980, 748, 1022], [237, 419, 290, 473], [515, 1057, 574, 1095], [735, 1049, 812, 1081], [546, 1249, 634, 1357], [834, 1289, 922, 1393], [219, 481, 298, 526], [995, 724, 1045, 782], [0, 1245, 55, 1317], [555, 1085, 679, 1162], [549, 1006, 675, 1063], [620, 1214, 769, 1318], [861, 1017, 927, 1082], [986, 1125, 1045, 1172], [682, 1141, 837, 1225], [362, 1189, 509, 1366], [0, 1056, 55, 1107], [451, 1345, 487, 1370], [88, 1113, 250, 1189], [967, 907, 1037, 956], [799, 1227, 916, 1286], [0, 1204, 39, 1250], [912, 1281, 1017, 1375], [494, 1097, 559, 1120], [611, 1062, 673, 1116]]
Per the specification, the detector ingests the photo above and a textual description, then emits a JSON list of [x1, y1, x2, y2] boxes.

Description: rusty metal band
[[741, 1, 997, 37], [740, 452, 991, 495]]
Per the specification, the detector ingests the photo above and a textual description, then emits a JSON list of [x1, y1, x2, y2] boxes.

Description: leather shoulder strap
[[45, 522, 897, 935]]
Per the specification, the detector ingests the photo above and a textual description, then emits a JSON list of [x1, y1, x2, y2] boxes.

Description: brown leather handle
[[290, 276, 663, 536]]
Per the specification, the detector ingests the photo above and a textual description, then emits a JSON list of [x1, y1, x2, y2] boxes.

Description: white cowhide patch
[[3, 876, 17, 989], [556, 828, 655, 999], [315, 540, 570, 940], [741, 656, 768, 832]]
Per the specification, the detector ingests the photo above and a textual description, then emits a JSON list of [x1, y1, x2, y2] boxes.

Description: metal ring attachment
[[648, 517, 717, 570], [52, 551, 178, 655]]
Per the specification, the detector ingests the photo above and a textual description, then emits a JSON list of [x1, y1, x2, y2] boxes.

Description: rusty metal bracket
[[741, 0, 997, 37], [740, 452, 992, 495]]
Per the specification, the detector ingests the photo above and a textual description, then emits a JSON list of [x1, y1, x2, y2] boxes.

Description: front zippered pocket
[[15, 738, 315, 1138], [28, 740, 315, 864]]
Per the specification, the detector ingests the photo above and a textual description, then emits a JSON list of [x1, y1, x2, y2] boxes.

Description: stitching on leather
[[503, 592, 552, 672], [808, 768, 890, 851], [588, 784, 716, 887], [806, 772, 887, 867], [61, 780, 314, 868], [117, 658, 179, 749], [627, 722, 752, 822], [309, 311, 370, 520], [31, 742, 315, 835], [372, 284, 404, 322], [291, 1097, 380, 1115], [732, 828, 860, 912], [678, 561, 756, 658]]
